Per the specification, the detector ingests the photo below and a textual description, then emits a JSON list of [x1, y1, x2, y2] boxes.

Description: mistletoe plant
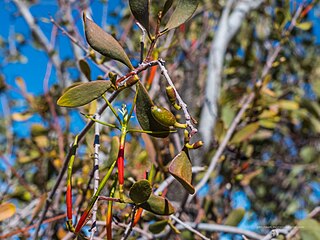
[[57, 0, 201, 238]]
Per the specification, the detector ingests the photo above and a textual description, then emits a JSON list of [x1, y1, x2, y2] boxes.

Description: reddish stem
[[133, 208, 143, 227], [117, 146, 125, 185], [75, 210, 90, 233], [106, 203, 113, 240], [66, 184, 72, 220]]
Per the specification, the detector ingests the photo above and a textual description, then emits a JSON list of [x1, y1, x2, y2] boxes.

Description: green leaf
[[79, 59, 91, 81], [259, 119, 277, 129], [278, 100, 299, 110], [129, 179, 152, 204], [136, 82, 169, 138], [57, 80, 113, 107], [296, 22, 313, 31], [129, 0, 150, 33], [298, 218, 320, 240], [231, 122, 259, 144], [83, 15, 133, 69], [162, 0, 174, 17], [139, 194, 174, 215], [151, 106, 176, 127], [224, 208, 245, 226], [149, 220, 169, 234], [162, 0, 198, 33], [168, 148, 194, 194], [300, 146, 317, 163], [0, 202, 16, 222]]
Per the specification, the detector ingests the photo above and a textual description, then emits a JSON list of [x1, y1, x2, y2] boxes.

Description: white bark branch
[[199, 0, 264, 150]]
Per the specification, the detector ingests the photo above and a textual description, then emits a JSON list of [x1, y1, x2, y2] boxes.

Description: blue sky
[[0, 0, 123, 95]]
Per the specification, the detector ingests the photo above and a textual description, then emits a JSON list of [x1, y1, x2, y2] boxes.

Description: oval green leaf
[[129, 179, 152, 204], [79, 59, 91, 81], [139, 194, 174, 215], [168, 148, 195, 194], [129, 0, 150, 33], [83, 15, 133, 69], [0, 202, 16, 222], [149, 220, 169, 234], [224, 208, 245, 226], [163, 0, 198, 33], [57, 80, 113, 107], [231, 122, 259, 144], [151, 106, 176, 127], [136, 82, 170, 138]]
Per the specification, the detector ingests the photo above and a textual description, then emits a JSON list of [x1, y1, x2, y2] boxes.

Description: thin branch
[[157, 60, 198, 137], [91, 221, 153, 239], [260, 205, 320, 240], [170, 215, 210, 240], [121, 206, 137, 240], [188, 93, 255, 204], [90, 114, 101, 240], [0, 213, 67, 239], [175, 222, 264, 240]]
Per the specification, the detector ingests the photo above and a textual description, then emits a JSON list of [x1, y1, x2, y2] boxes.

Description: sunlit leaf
[[136, 82, 169, 138], [163, 0, 198, 32], [83, 15, 133, 69], [300, 146, 317, 163], [129, 0, 149, 33], [224, 208, 245, 226], [298, 218, 320, 240], [168, 148, 195, 194], [231, 122, 259, 144], [129, 179, 152, 204], [139, 194, 174, 215], [259, 119, 277, 129], [296, 22, 313, 31], [31, 124, 48, 137], [0, 202, 16, 222], [57, 80, 113, 107], [278, 100, 299, 110], [79, 59, 91, 81], [12, 112, 33, 122]]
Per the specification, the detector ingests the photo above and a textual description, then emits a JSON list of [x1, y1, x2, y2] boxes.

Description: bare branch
[[157, 60, 198, 137], [171, 215, 210, 240], [175, 222, 264, 240]]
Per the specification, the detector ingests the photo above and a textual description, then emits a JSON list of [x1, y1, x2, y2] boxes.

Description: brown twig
[[121, 205, 138, 240], [1, 155, 37, 197], [0, 213, 67, 239]]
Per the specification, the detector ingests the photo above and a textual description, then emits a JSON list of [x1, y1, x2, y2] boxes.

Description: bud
[[185, 141, 203, 149], [151, 105, 176, 127], [108, 72, 117, 88], [166, 86, 181, 110]]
